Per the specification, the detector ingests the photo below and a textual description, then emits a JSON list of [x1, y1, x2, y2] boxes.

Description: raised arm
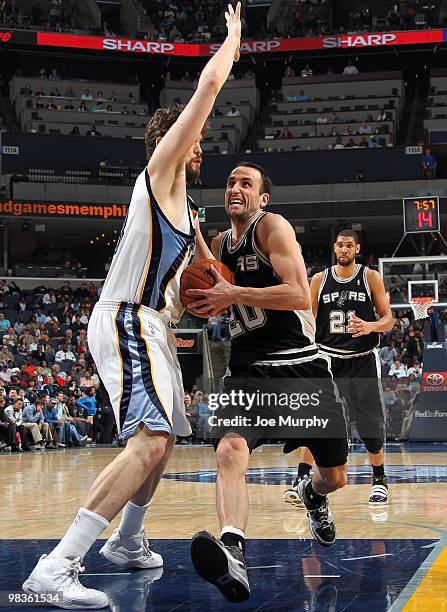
[[148, 3, 241, 180]]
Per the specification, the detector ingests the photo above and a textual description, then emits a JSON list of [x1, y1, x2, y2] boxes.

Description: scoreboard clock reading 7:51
[[403, 196, 440, 233]]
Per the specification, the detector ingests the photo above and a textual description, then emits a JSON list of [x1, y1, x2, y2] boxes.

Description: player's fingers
[[209, 265, 223, 279], [225, 11, 229, 23], [186, 289, 209, 296], [228, 3, 234, 17], [235, 2, 241, 19]]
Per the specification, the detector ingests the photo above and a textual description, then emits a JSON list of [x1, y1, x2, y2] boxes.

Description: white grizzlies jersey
[[100, 169, 196, 323]]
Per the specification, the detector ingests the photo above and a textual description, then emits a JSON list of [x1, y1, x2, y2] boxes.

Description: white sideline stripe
[[341, 553, 394, 561], [304, 574, 340, 578], [247, 565, 283, 569], [84, 572, 132, 575]]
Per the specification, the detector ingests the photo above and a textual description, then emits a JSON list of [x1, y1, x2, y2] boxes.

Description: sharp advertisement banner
[[0, 27, 444, 57]]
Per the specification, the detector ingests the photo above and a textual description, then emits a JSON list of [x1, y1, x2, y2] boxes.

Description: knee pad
[[362, 437, 383, 454]]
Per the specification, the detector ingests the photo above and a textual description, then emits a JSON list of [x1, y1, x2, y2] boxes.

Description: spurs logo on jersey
[[100, 169, 196, 324], [316, 264, 380, 358], [220, 212, 317, 371]]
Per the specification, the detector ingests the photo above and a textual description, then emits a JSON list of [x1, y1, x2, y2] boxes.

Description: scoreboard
[[403, 196, 441, 234]]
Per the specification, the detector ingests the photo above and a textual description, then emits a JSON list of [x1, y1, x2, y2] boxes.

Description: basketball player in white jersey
[[23, 5, 241, 608]]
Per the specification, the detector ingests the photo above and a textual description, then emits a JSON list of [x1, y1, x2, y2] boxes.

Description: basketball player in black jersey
[[285, 229, 393, 507], [185, 162, 348, 603]]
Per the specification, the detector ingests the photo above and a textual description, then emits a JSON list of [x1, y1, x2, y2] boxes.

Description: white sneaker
[[99, 529, 163, 569], [283, 474, 309, 508], [22, 554, 109, 609]]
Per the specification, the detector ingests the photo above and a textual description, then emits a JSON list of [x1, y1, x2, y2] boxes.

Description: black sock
[[304, 480, 326, 507], [296, 462, 312, 482], [221, 531, 246, 556], [372, 465, 385, 479]]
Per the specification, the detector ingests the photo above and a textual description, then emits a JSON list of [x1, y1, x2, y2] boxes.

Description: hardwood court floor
[[1, 444, 447, 611], [1, 444, 446, 540]]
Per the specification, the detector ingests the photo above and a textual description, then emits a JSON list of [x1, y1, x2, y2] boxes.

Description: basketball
[[180, 259, 234, 314]]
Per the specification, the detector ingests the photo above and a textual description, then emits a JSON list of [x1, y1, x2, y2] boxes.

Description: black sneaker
[[297, 479, 336, 547], [191, 531, 250, 603], [369, 476, 389, 504]]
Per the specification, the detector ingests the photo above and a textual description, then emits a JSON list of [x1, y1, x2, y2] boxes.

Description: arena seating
[[259, 71, 403, 152], [425, 69, 447, 144]]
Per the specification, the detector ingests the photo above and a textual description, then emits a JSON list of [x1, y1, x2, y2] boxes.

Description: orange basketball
[[180, 259, 234, 315]]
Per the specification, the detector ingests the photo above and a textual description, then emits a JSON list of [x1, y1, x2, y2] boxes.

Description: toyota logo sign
[[426, 372, 445, 386]]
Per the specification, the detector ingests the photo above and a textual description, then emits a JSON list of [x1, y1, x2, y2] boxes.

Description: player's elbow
[[198, 76, 220, 98]]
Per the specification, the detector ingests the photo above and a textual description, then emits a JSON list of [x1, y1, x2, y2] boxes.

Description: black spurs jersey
[[315, 264, 380, 358], [220, 212, 317, 371]]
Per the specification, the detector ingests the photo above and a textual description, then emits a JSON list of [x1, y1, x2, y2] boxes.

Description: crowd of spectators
[[0, 278, 118, 452], [2, 0, 440, 45]]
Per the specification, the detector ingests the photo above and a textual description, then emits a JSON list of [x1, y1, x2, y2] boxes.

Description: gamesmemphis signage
[[0, 199, 128, 220], [1, 27, 445, 57]]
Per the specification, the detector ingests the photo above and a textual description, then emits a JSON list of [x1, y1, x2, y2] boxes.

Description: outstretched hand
[[225, 2, 241, 62], [186, 265, 236, 317]]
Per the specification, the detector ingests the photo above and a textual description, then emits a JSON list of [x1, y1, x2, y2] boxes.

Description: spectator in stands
[[64, 100, 74, 111], [79, 370, 96, 389], [359, 121, 372, 135], [22, 399, 47, 447], [69, 126, 80, 135], [333, 137, 344, 149], [407, 360, 422, 378], [380, 341, 399, 376], [64, 85, 76, 98], [0, 313, 10, 332], [296, 90, 309, 102], [0, 396, 14, 450], [78, 101, 88, 112], [354, 169, 364, 181], [284, 65, 295, 77], [359, 136, 368, 148], [368, 135, 379, 148], [421, 147, 437, 179], [226, 106, 240, 117], [55, 343, 76, 367], [345, 138, 356, 148], [81, 89, 93, 101], [330, 127, 339, 137], [76, 387, 97, 416], [86, 126, 101, 136], [4, 398, 31, 451], [389, 359, 407, 378], [401, 329, 423, 363], [316, 112, 328, 124], [0, 345, 13, 364], [280, 127, 293, 139], [49, 86, 62, 97], [285, 91, 297, 102], [343, 60, 359, 75], [43, 397, 65, 446], [300, 64, 314, 77], [92, 101, 105, 112]]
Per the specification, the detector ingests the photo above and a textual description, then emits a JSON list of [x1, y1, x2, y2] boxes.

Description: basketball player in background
[[185, 162, 348, 603], [23, 5, 241, 608], [284, 230, 393, 507]]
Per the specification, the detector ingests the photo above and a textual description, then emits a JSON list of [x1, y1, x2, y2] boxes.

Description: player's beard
[[337, 255, 356, 266], [186, 161, 201, 185]]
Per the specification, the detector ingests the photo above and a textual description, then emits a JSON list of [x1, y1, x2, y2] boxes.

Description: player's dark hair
[[145, 103, 209, 159], [336, 229, 359, 244], [236, 161, 273, 195]]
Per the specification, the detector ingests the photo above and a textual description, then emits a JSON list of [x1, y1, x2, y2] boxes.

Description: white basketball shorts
[[88, 300, 191, 440]]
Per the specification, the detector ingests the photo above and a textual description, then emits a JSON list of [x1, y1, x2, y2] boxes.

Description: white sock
[[221, 525, 245, 539], [49, 508, 109, 561], [119, 500, 151, 537]]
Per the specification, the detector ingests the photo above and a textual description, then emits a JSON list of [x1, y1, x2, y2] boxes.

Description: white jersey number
[[329, 310, 355, 334], [229, 304, 267, 338]]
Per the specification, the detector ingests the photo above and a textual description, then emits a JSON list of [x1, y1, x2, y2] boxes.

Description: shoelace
[[58, 558, 87, 591], [311, 505, 331, 530]]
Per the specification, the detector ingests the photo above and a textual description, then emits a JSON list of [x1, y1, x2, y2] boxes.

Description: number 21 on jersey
[[329, 310, 355, 334]]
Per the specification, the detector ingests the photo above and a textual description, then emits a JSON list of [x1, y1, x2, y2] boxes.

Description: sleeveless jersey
[[315, 264, 380, 358], [100, 169, 196, 324], [220, 213, 317, 371]]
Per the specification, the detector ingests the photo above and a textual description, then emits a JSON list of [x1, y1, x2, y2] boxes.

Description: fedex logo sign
[[323, 34, 397, 48]]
